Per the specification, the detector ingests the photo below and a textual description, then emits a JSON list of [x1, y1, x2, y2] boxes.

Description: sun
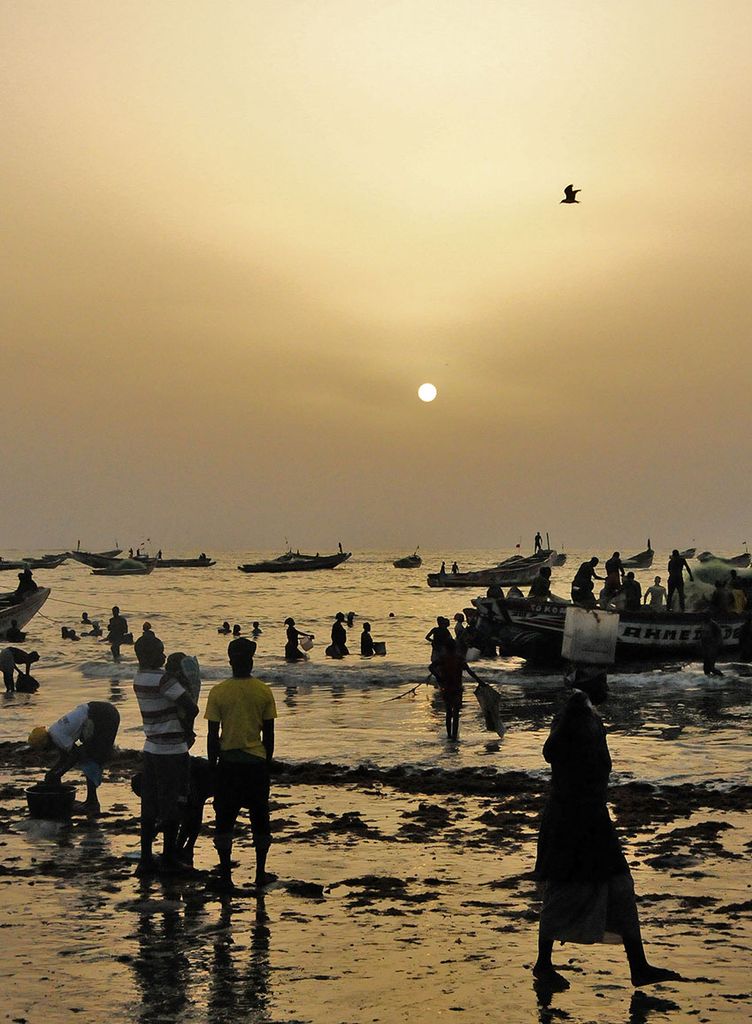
[[418, 383, 437, 402]]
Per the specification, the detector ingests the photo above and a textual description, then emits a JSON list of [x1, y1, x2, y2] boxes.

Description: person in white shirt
[[643, 576, 667, 611], [27, 701, 120, 815]]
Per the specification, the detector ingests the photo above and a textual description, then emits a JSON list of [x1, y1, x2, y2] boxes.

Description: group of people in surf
[[284, 611, 385, 661]]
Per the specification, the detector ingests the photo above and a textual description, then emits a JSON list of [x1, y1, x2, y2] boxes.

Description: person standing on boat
[[571, 558, 603, 608], [709, 580, 732, 615], [326, 612, 349, 658], [603, 552, 625, 604], [533, 670, 682, 991], [107, 606, 129, 662], [451, 561, 459, 574], [643, 576, 667, 610], [534, 532, 543, 553], [284, 617, 312, 661], [667, 550, 693, 612]]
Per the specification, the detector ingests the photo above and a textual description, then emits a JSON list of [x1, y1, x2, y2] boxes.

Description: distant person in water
[[667, 550, 693, 612], [428, 638, 483, 740], [61, 627, 81, 641], [1, 648, 40, 693], [699, 613, 724, 676], [346, 611, 356, 628], [5, 620, 26, 642], [643, 576, 666, 610], [81, 612, 102, 637], [218, 621, 231, 635], [534, 532, 543, 553], [622, 572, 642, 611], [425, 616, 453, 664], [571, 558, 603, 608], [533, 668, 682, 991], [284, 618, 312, 662], [528, 566, 552, 602], [326, 613, 349, 658], [107, 606, 129, 662], [360, 622, 375, 656], [232, 624, 242, 637], [252, 622, 262, 636], [28, 701, 121, 816]]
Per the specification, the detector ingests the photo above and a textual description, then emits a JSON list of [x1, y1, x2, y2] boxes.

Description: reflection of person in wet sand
[[533, 668, 682, 991], [208, 898, 272, 1019]]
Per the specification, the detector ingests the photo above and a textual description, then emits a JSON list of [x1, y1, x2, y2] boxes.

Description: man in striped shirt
[[133, 629, 198, 875]]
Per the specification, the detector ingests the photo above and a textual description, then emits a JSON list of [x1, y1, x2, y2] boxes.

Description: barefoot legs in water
[[533, 936, 570, 990], [533, 931, 682, 990]]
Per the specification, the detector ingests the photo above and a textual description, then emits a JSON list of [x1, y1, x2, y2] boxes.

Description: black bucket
[[26, 782, 76, 820]]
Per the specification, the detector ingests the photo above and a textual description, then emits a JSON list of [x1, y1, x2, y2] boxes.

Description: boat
[[136, 554, 216, 568], [0, 587, 51, 638], [0, 554, 68, 571], [238, 550, 352, 573], [92, 559, 155, 576], [393, 552, 422, 569], [428, 555, 556, 589], [621, 540, 654, 570], [69, 549, 123, 569], [471, 594, 743, 664], [696, 551, 751, 568], [678, 548, 696, 559]]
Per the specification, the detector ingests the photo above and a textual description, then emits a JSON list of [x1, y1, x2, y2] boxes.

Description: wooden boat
[[471, 594, 743, 664], [428, 560, 554, 589], [678, 548, 696, 559], [92, 559, 155, 576], [0, 553, 67, 571], [238, 551, 351, 573], [696, 551, 751, 568], [136, 554, 216, 568], [69, 549, 123, 569], [0, 560, 32, 571], [393, 552, 422, 569], [621, 541, 654, 570], [0, 587, 51, 638]]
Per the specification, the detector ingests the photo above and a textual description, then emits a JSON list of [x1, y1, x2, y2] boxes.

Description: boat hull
[[428, 553, 556, 589], [238, 552, 351, 573], [393, 555, 421, 569], [69, 550, 123, 569], [0, 587, 51, 638], [472, 596, 743, 663]]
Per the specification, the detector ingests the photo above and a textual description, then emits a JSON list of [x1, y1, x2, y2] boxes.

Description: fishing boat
[[470, 594, 743, 664], [0, 554, 68, 571], [621, 540, 654, 570], [393, 552, 422, 569], [238, 550, 352, 573], [678, 547, 696, 559], [428, 554, 556, 589], [92, 559, 155, 576], [136, 554, 216, 568], [69, 549, 123, 569], [696, 551, 751, 568], [0, 587, 51, 638]]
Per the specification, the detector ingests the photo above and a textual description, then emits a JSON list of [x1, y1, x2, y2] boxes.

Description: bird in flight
[[561, 184, 581, 204]]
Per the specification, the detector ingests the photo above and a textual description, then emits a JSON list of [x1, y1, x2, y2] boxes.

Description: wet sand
[[1, 745, 750, 1023]]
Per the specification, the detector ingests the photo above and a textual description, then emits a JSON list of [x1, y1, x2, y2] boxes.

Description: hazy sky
[[2, 1, 751, 552]]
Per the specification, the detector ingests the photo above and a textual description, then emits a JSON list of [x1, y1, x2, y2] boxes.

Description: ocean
[[3, 547, 750, 788]]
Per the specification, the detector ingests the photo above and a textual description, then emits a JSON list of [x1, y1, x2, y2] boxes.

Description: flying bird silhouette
[[561, 184, 580, 204]]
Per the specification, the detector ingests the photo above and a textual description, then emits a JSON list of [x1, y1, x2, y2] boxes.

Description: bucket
[[465, 647, 481, 662], [300, 636, 314, 652], [26, 782, 76, 820], [373, 641, 387, 656]]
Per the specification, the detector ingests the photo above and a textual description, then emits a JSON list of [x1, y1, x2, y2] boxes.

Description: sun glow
[[418, 383, 437, 402]]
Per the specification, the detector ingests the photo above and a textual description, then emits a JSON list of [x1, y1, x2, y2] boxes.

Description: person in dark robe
[[326, 613, 349, 658], [284, 617, 312, 661], [533, 668, 682, 991], [699, 614, 723, 676], [360, 622, 375, 656]]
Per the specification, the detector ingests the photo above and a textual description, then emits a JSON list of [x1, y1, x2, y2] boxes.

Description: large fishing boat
[[428, 551, 558, 589], [92, 559, 155, 576], [238, 550, 351, 573], [0, 587, 51, 638], [621, 540, 654, 570], [68, 549, 123, 569], [470, 595, 743, 664]]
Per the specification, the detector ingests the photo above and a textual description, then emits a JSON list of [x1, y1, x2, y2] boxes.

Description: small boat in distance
[[428, 553, 557, 589], [92, 559, 155, 576], [696, 551, 751, 568], [678, 547, 696, 559], [622, 540, 654, 570], [136, 553, 216, 568], [238, 550, 352, 573], [393, 551, 422, 569]]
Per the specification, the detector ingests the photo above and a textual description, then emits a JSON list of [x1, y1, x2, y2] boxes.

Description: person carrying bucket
[[27, 701, 121, 816]]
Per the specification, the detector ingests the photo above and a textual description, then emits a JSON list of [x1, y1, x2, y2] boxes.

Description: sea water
[[2, 548, 750, 788]]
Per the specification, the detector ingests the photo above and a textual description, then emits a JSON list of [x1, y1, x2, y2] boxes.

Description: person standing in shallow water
[[107, 606, 129, 661], [533, 668, 682, 991], [428, 638, 483, 740], [284, 617, 312, 661], [326, 612, 349, 658]]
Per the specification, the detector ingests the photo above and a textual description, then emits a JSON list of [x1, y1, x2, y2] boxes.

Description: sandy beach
[[1, 741, 750, 1024]]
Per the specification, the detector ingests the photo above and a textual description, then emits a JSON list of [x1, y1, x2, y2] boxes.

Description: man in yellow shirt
[[205, 637, 277, 893]]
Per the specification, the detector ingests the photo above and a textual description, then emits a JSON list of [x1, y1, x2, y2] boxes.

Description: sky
[[2, 0, 751, 552]]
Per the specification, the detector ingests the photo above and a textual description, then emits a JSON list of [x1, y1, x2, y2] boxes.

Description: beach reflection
[[133, 903, 191, 1023], [208, 896, 272, 1021]]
